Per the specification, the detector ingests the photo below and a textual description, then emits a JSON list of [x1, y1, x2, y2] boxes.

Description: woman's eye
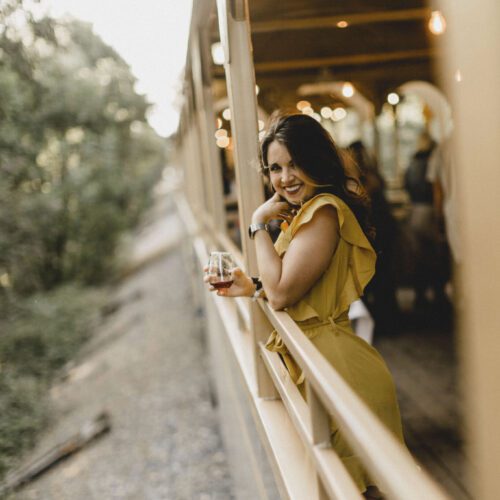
[[269, 165, 281, 173]]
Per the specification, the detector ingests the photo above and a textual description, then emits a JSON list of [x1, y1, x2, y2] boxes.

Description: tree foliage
[[0, 0, 167, 295]]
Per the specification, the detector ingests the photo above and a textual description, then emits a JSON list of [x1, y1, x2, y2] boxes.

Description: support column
[[440, 1, 500, 498], [216, 0, 276, 399], [191, 26, 226, 233]]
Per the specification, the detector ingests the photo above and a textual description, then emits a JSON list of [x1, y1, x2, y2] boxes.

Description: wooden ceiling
[[211, 1, 438, 114]]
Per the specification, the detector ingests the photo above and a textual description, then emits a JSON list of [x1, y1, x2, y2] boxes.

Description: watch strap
[[248, 223, 269, 239], [251, 277, 262, 290]]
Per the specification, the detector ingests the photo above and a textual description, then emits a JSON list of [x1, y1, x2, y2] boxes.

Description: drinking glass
[[206, 252, 235, 289]]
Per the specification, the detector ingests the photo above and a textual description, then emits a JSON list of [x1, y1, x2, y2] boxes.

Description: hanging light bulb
[[296, 100, 311, 111], [428, 10, 446, 35], [332, 107, 347, 121], [342, 82, 355, 98], [216, 136, 230, 148], [211, 42, 225, 65], [320, 106, 333, 119], [455, 69, 462, 82], [215, 129, 228, 139], [387, 93, 400, 105], [222, 108, 231, 121]]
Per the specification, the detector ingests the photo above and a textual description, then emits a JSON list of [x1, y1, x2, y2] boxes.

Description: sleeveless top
[[273, 193, 375, 323], [265, 193, 377, 384]]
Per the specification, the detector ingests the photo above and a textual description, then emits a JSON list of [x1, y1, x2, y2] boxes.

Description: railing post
[[184, 76, 208, 219], [307, 381, 332, 500], [216, 0, 277, 399], [190, 25, 226, 233]]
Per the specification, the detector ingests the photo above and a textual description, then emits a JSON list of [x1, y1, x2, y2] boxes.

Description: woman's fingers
[[278, 212, 293, 222], [231, 267, 243, 278]]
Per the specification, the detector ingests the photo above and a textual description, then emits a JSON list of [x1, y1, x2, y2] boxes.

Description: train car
[[175, 1, 500, 498]]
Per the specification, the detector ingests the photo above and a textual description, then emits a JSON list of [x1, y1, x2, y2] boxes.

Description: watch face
[[249, 224, 263, 239]]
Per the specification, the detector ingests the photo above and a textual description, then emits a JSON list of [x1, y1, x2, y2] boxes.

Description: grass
[[0, 285, 106, 479]]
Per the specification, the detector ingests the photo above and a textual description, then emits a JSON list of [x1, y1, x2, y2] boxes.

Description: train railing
[[176, 188, 449, 500], [176, 1, 452, 498]]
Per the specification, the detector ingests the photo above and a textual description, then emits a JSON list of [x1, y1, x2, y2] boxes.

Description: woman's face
[[266, 140, 317, 205]]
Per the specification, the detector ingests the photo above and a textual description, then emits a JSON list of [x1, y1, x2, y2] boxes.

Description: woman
[[206, 113, 405, 498]]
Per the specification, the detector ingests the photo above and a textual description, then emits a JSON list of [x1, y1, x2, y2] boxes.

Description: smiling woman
[[261, 113, 374, 241], [264, 143, 317, 204], [204, 113, 406, 496]]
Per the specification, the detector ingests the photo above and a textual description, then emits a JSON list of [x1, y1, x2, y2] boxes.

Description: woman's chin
[[283, 195, 300, 205], [282, 189, 303, 205]]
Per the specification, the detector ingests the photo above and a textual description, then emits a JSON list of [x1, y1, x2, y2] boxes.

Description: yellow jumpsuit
[[265, 193, 405, 492]]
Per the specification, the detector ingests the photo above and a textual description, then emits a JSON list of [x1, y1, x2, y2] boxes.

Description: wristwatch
[[248, 223, 269, 240]]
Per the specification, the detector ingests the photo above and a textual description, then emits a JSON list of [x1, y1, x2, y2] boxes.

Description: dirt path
[[14, 197, 234, 500]]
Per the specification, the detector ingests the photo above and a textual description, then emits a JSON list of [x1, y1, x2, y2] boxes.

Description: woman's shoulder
[[291, 193, 346, 232], [293, 193, 374, 252]]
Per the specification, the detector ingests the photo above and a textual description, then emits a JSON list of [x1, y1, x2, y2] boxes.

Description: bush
[[0, 374, 48, 478], [0, 285, 105, 478]]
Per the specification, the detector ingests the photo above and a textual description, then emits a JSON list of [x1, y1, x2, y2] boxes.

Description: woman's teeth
[[284, 185, 301, 194]]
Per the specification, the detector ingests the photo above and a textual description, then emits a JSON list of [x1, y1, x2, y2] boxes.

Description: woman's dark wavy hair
[[260, 113, 375, 242]]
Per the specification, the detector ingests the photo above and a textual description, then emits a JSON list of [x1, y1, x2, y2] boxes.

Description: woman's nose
[[281, 166, 294, 183]]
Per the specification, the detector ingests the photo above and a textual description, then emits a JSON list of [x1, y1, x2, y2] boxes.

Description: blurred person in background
[[427, 137, 459, 265], [404, 132, 450, 313], [346, 140, 400, 337]]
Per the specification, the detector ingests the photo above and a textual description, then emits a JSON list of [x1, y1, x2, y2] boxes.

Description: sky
[[42, 0, 193, 137]]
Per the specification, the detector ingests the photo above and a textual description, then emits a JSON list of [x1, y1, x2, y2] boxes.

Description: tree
[[0, 1, 167, 294]]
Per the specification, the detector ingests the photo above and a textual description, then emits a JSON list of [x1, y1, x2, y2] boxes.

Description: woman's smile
[[283, 184, 302, 195], [267, 141, 317, 203]]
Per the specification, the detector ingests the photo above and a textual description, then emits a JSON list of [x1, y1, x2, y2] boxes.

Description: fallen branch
[[0, 411, 111, 495]]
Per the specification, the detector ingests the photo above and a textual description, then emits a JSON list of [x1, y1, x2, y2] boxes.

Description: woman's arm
[[253, 203, 339, 310]]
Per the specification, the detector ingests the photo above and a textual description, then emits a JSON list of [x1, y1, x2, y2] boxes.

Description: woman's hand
[[203, 267, 256, 297], [252, 192, 295, 224]]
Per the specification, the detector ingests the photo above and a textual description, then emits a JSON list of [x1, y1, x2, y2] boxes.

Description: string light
[[211, 42, 225, 65], [428, 10, 446, 35], [332, 107, 347, 121], [222, 108, 231, 120], [215, 129, 228, 139], [216, 136, 230, 148], [387, 93, 400, 105], [342, 82, 355, 98], [296, 100, 311, 111], [320, 107, 333, 119], [337, 21, 349, 28]]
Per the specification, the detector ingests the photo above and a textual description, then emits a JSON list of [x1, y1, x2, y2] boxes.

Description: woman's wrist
[[251, 216, 266, 225], [252, 208, 268, 225], [247, 279, 257, 297]]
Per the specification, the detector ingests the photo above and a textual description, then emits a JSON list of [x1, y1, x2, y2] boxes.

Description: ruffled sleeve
[[266, 193, 377, 388], [290, 193, 376, 298]]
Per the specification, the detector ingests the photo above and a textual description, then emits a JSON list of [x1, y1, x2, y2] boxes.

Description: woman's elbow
[[267, 291, 292, 311]]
